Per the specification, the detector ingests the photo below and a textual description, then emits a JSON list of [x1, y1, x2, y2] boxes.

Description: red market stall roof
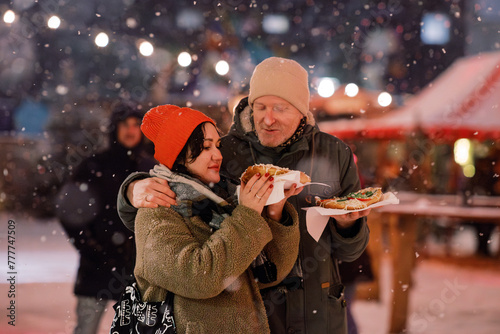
[[319, 51, 500, 142]]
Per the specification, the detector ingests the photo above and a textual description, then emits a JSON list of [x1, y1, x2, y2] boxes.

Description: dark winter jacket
[[117, 97, 369, 333], [219, 98, 369, 334], [59, 134, 156, 300]]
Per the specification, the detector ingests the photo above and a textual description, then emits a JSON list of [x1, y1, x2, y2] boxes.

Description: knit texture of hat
[[248, 57, 310, 116], [141, 105, 215, 168]]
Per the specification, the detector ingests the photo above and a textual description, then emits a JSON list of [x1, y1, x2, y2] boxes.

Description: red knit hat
[[141, 105, 216, 168]]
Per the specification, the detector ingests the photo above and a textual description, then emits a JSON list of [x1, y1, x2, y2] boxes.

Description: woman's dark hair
[[171, 122, 219, 175]]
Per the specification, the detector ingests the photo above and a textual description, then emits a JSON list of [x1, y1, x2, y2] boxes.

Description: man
[[56, 101, 156, 334], [118, 57, 370, 333]]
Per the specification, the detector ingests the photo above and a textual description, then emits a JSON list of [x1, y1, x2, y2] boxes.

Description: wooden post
[[355, 211, 385, 301], [388, 213, 418, 333]]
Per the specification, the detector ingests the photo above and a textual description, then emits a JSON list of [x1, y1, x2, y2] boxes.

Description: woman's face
[[185, 123, 222, 186]]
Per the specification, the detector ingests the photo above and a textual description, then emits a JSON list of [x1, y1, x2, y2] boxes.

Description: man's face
[[117, 117, 142, 149], [252, 96, 303, 147]]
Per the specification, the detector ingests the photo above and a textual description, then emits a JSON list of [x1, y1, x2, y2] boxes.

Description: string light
[[345, 83, 359, 97], [95, 32, 109, 47], [139, 41, 154, 56], [215, 60, 229, 76], [178, 52, 192, 67], [47, 16, 61, 29], [3, 10, 15, 24]]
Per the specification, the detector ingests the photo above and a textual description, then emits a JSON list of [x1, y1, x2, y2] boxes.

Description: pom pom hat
[[141, 105, 215, 168], [248, 57, 310, 116]]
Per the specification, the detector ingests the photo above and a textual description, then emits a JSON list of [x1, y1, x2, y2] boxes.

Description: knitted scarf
[[150, 164, 232, 230]]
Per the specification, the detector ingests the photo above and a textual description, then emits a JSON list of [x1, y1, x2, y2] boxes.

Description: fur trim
[[240, 105, 253, 134]]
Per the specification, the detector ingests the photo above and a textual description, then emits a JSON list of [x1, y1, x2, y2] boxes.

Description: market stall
[[319, 50, 500, 141]]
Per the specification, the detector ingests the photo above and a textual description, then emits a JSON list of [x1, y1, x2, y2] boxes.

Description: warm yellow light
[[454, 138, 471, 166], [463, 164, 475, 178]]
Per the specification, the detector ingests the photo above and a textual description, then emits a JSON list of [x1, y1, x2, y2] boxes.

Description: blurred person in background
[[55, 101, 156, 334]]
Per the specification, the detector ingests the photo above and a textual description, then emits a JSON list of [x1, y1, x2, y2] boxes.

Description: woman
[[133, 104, 300, 333]]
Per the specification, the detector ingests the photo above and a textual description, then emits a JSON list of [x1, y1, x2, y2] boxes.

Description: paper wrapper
[[303, 192, 400, 242], [236, 171, 311, 205]]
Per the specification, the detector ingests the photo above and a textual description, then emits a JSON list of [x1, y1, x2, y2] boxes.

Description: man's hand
[[126, 177, 176, 208], [332, 208, 371, 229]]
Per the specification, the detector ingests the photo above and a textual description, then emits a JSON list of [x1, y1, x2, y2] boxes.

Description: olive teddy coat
[[133, 179, 299, 334]]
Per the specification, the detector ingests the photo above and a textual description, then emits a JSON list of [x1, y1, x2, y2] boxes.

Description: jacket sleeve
[[116, 171, 150, 231], [329, 217, 369, 262], [329, 137, 370, 262], [258, 202, 300, 290], [135, 205, 273, 299], [337, 141, 362, 195]]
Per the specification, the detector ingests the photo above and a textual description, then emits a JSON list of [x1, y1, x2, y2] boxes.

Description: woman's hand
[[127, 177, 177, 208], [266, 184, 304, 221], [239, 173, 274, 214]]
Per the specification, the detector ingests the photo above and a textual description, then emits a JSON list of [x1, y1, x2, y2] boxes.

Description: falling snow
[[1, 1, 500, 333]]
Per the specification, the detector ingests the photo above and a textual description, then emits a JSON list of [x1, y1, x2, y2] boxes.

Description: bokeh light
[[47, 16, 61, 29], [377, 92, 392, 107], [215, 60, 229, 76], [177, 52, 192, 67], [139, 41, 154, 56], [345, 83, 359, 97], [95, 32, 109, 47], [3, 10, 15, 23], [317, 78, 337, 98]]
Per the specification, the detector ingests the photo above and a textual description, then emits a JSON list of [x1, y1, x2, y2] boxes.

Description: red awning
[[319, 51, 500, 142]]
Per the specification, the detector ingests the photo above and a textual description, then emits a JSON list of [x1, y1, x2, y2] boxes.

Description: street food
[[240, 164, 311, 184], [315, 187, 383, 210]]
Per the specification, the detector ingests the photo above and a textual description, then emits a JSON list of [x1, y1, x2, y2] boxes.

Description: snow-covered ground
[[352, 253, 500, 334], [1, 212, 499, 334]]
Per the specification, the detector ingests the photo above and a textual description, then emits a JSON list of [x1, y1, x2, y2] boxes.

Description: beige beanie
[[248, 57, 310, 116]]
